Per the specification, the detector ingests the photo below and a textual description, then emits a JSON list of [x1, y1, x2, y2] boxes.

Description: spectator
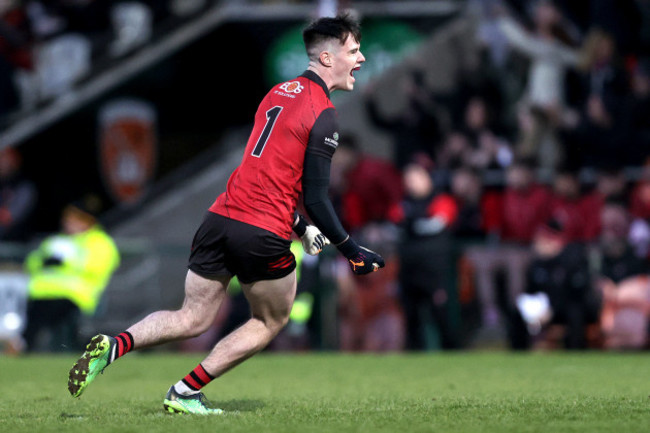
[[562, 28, 629, 168], [22, 196, 120, 352], [548, 167, 599, 242], [449, 165, 501, 241], [0, 1, 33, 119], [497, 0, 580, 169], [511, 218, 598, 350], [595, 201, 647, 283], [595, 201, 650, 349], [629, 166, 650, 258], [463, 95, 513, 170], [580, 166, 629, 240], [436, 131, 473, 170], [498, 158, 551, 243], [630, 170, 650, 221], [329, 135, 403, 233], [389, 156, 460, 350], [437, 95, 513, 171], [588, 0, 641, 57], [599, 275, 650, 349], [365, 70, 445, 169], [0, 147, 37, 241], [465, 159, 545, 333]]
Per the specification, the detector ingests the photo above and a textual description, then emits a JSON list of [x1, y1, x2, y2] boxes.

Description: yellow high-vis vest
[[25, 225, 120, 315]]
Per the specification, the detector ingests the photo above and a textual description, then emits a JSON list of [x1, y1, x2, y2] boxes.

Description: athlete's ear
[[319, 51, 332, 67]]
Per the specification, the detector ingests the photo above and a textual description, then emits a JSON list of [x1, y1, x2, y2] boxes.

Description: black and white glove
[[336, 237, 385, 275], [293, 214, 330, 255]]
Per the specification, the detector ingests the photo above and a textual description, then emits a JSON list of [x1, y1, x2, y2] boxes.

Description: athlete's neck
[[306, 64, 335, 93]]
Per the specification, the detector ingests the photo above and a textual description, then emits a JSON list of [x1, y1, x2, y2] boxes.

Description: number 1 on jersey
[[252, 106, 283, 158]]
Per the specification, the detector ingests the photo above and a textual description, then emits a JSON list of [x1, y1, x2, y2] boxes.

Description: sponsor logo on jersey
[[274, 90, 296, 98], [279, 81, 304, 94], [324, 135, 339, 148]]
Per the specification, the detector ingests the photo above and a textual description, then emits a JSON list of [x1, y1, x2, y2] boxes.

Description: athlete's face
[[330, 34, 365, 91]]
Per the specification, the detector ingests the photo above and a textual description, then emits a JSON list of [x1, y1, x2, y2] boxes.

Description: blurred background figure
[[389, 155, 459, 350], [336, 223, 404, 352], [511, 218, 598, 350], [599, 275, 650, 350], [548, 167, 599, 243], [0, 0, 33, 119], [497, 0, 580, 170], [466, 158, 546, 339], [0, 147, 37, 242], [22, 196, 120, 352], [364, 70, 445, 170], [629, 166, 650, 259], [436, 95, 512, 171], [561, 28, 629, 169], [449, 166, 500, 242], [498, 158, 551, 244], [594, 200, 650, 349], [329, 135, 403, 233]]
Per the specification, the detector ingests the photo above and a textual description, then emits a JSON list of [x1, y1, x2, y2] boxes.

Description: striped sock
[[181, 363, 214, 392], [108, 331, 134, 364]]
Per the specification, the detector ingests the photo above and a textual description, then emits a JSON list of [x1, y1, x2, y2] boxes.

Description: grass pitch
[[1, 351, 648, 433]]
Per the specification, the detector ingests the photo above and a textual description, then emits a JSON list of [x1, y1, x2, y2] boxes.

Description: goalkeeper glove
[[293, 214, 330, 255], [336, 237, 385, 275]]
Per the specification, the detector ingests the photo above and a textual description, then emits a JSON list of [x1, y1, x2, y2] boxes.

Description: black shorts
[[188, 211, 296, 284]]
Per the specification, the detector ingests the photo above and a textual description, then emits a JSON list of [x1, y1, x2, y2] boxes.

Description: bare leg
[[200, 270, 297, 377], [127, 270, 229, 348]]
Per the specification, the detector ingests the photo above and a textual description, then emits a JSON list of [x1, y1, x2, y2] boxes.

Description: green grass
[[1, 352, 649, 432]]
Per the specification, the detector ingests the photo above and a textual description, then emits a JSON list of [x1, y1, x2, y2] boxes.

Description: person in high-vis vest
[[22, 198, 120, 352]]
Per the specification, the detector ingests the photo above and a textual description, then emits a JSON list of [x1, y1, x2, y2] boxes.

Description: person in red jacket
[[466, 159, 546, 334], [330, 135, 403, 231], [548, 168, 602, 243], [499, 159, 551, 243]]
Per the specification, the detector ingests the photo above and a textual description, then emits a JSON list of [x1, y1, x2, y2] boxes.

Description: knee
[[263, 312, 291, 338], [178, 309, 213, 338]]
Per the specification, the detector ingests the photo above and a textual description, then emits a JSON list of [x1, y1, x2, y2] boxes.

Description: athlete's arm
[[302, 108, 348, 245], [302, 109, 384, 274]]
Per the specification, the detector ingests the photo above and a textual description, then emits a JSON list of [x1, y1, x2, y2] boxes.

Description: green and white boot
[[68, 334, 114, 398], [163, 386, 224, 415]]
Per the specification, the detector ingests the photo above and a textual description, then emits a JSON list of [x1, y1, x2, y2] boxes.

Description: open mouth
[[350, 66, 361, 77]]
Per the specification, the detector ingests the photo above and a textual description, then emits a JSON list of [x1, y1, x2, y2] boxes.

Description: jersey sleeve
[[305, 107, 339, 159], [302, 108, 349, 245]]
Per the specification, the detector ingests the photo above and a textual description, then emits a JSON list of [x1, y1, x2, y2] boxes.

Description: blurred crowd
[[325, 0, 650, 352], [0, 0, 214, 121]]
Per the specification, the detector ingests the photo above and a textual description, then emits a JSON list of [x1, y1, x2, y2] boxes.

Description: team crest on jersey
[[279, 81, 304, 94]]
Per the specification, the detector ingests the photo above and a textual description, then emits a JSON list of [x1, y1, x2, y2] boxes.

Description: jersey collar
[[300, 70, 330, 99]]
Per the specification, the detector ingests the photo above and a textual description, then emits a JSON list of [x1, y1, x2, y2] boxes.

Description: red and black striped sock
[[109, 331, 134, 364], [181, 363, 214, 392]]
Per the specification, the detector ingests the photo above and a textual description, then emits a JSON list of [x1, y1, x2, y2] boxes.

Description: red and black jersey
[[210, 71, 339, 239]]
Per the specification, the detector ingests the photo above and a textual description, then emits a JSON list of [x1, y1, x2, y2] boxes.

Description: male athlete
[[67, 14, 384, 415]]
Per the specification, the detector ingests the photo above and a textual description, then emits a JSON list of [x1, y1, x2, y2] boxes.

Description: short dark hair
[[302, 13, 361, 59]]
